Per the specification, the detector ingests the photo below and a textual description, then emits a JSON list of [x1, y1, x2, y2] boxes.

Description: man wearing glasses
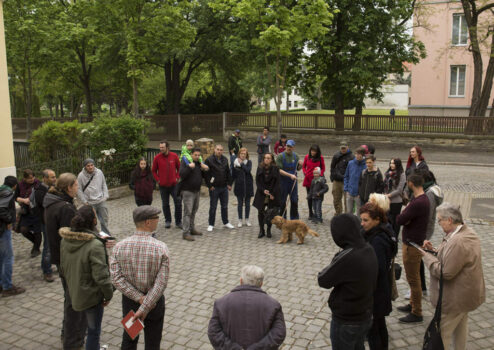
[[110, 206, 170, 349]]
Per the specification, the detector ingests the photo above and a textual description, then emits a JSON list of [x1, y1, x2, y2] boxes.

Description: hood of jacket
[[428, 184, 443, 204], [331, 214, 366, 249], [59, 227, 96, 253], [0, 185, 14, 207], [43, 190, 73, 209]]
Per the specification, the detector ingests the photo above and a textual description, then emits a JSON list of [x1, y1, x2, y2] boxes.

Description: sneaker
[[207, 225, 214, 232], [238, 221, 243, 228], [399, 313, 423, 323], [397, 304, 412, 313], [405, 289, 411, 300], [43, 273, 55, 283], [246, 220, 252, 227], [2, 285, 26, 297], [165, 222, 171, 229], [224, 223, 235, 229], [176, 223, 183, 230], [100, 344, 109, 350]]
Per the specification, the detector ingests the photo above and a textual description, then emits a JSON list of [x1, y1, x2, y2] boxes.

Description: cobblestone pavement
[[1, 162, 493, 350]]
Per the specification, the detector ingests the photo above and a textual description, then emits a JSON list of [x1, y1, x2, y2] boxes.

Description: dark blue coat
[[233, 159, 254, 198]]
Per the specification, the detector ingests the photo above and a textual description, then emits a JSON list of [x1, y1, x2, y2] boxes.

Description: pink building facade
[[409, 1, 494, 116]]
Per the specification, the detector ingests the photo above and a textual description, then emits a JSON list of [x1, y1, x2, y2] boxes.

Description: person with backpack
[[33, 169, 57, 282], [16, 169, 42, 258], [359, 202, 396, 350], [0, 176, 26, 297], [358, 155, 384, 205], [77, 159, 110, 234], [129, 158, 156, 206]]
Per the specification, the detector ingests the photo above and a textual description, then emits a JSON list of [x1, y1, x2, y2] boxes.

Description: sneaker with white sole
[[224, 222, 235, 229], [238, 221, 243, 228], [246, 220, 252, 227], [207, 225, 214, 232]]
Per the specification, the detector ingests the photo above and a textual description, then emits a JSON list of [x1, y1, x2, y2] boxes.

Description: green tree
[[211, 0, 333, 137], [302, 0, 425, 130], [4, 0, 50, 136]]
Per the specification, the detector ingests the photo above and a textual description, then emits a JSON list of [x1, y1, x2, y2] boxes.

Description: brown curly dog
[[271, 216, 319, 244]]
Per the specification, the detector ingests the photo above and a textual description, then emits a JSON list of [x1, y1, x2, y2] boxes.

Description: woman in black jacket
[[253, 153, 281, 238], [129, 157, 156, 206], [359, 202, 396, 350], [233, 148, 254, 228]]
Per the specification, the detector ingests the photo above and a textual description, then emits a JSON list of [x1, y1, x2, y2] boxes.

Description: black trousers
[[121, 294, 165, 350], [306, 187, 313, 217], [60, 272, 88, 350], [367, 316, 388, 350], [388, 203, 402, 237]]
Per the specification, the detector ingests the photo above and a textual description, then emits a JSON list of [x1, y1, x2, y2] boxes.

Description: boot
[[258, 216, 265, 238], [182, 233, 195, 241], [266, 224, 272, 238]]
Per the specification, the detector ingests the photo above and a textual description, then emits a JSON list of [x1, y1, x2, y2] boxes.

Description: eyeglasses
[[437, 217, 445, 223]]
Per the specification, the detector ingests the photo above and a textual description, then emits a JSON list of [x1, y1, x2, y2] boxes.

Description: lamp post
[[0, 0, 16, 179]]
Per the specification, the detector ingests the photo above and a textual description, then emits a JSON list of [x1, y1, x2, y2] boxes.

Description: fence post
[[421, 116, 425, 133], [177, 113, 182, 141], [222, 112, 226, 137]]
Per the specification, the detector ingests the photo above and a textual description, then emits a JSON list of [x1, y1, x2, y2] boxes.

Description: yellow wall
[[0, 0, 16, 179]]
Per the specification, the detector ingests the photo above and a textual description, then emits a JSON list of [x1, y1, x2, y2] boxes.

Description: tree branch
[[477, 2, 494, 16]]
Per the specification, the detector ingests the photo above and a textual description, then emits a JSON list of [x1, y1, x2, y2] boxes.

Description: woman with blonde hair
[[369, 193, 390, 213], [233, 147, 254, 227]]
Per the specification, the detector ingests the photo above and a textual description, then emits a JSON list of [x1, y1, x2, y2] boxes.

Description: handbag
[[423, 266, 445, 350], [390, 259, 399, 301]]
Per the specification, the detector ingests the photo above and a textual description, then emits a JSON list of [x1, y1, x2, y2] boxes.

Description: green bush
[[29, 120, 85, 162]]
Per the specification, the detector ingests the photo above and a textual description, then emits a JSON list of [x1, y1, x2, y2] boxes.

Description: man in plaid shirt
[[110, 205, 170, 350]]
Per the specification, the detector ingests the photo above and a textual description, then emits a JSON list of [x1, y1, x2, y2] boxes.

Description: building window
[[294, 101, 298, 108], [294, 88, 299, 95], [452, 14, 468, 45], [450, 65, 466, 97], [288, 101, 292, 107]]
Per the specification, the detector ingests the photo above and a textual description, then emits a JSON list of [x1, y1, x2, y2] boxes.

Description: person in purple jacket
[[208, 265, 286, 349], [396, 173, 430, 323]]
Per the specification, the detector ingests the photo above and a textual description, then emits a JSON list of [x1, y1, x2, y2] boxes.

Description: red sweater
[[152, 152, 180, 187], [302, 155, 326, 188]]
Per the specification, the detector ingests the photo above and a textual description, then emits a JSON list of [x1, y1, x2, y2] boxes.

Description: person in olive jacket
[[60, 205, 113, 350]]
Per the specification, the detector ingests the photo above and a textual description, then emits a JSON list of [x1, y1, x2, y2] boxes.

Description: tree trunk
[[132, 66, 139, 117], [334, 92, 345, 131], [264, 98, 270, 112], [164, 59, 191, 114], [316, 85, 322, 110], [353, 103, 362, 131], [25, 66, 33, 139], [55, 102, 59, 118], [59, 96, 64, 118], [81, 77, 93, 119], [286, 89, 290, 112], [48, 102, 53, 119]]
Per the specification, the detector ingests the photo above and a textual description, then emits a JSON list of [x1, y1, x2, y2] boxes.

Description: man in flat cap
[[77, 158, 110, 234], [110, 205, 170, 349], [276, 139, 303, 220]]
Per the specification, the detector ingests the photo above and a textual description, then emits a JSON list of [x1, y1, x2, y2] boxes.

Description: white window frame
[[449, 65, 466, 97], [452, 13, 468, 46]]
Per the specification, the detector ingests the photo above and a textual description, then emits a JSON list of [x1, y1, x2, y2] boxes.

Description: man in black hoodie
[[318, 214, 378, 350]]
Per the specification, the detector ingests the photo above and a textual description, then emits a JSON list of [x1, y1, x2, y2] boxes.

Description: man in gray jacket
[[208, 265, 286, 349], [77, 158, 110, 233]]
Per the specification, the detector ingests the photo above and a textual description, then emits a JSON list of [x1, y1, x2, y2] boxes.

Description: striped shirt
[[110, 231, 170, 314]]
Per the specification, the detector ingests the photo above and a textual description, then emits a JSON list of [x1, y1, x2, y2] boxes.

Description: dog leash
[[281, 177, 297, 218]]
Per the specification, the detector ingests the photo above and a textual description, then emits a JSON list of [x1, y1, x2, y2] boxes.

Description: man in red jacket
[[152, 140, 182, 229]]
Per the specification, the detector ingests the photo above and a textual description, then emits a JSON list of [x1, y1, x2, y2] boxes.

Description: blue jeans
[[0, 229, 14, 290], [236, 195, 251, 219], [91, 202, 110, 234], [209, 186, 229, 226], [312, 198, 323, 221], [85, 303, 104, 350], [330, 317, 372, 350], [41, 225, 52, 275], [159, 185, 182, 225]]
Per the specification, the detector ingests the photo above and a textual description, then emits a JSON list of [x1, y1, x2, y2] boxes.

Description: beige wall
[[0, 0, 16, 180], [410, 1, 494, 116]]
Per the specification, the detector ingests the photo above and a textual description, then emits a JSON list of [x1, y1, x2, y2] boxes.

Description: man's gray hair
[[241, 265, 264, 287], [42, 169, 54, 179], [437, 202, 464, 224]]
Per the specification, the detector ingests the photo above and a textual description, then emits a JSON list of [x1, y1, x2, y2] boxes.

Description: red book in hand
[[121, 310, 144, 340]]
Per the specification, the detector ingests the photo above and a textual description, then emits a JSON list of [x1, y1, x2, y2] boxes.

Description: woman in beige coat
[[422, 203, 485, 350]]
